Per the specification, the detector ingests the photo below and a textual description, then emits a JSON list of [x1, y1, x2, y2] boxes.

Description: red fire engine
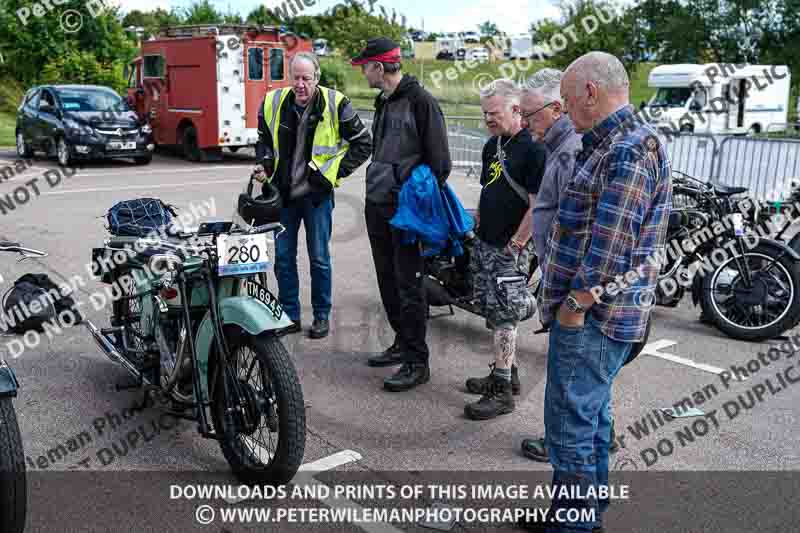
[[125, 25, 312, 161]]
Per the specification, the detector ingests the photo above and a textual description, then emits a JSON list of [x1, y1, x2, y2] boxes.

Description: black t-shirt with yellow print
[[477, 128, 547, 247]]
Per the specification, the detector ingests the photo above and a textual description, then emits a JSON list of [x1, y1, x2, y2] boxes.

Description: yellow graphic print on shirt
[[485, 159, 502, 187]]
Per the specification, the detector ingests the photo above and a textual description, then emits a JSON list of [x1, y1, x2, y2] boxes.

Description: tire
[[0, 398, 27, 533], [210, 328, 305, 485], [134, 155, 152, 165], [56, 136, 72, 167], [15, 131, 33, 159], [181, 125, 202, 162], [701, 244, 800, 341], [228, 146, 239, 153]]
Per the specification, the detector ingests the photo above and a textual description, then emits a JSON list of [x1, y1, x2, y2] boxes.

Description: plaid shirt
[[537, 105, 673, 342]]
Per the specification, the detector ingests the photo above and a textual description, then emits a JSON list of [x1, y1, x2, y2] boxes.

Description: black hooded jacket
[[367, 74, 452, 205]]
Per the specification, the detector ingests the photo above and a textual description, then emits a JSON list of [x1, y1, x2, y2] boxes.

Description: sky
[[115, 0, 564, 35]]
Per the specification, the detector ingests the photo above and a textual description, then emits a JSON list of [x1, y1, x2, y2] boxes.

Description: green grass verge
[[0, 112, 16, 147], [330, 58, 659, 117]]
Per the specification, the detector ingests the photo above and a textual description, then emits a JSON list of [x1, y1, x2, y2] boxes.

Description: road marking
[[41, 179, 244, 195], [641, 338, 739, 377], [222, 449, 404, 533]]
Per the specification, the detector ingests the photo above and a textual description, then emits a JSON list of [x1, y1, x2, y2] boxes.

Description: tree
[[246, 5, 282, 26], [0, 0, 136, 89], [478, 21, 500, 37], [181, 0, 222, 24], [532, 0, 638, 73]]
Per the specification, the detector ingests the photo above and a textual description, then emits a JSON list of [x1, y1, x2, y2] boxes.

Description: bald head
[[561, 51, 631, 133]]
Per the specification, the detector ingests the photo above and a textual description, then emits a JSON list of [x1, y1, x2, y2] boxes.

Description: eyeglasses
[[520, 101, 557, 121]]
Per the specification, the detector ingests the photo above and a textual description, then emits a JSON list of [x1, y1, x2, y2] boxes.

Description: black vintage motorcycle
[[0, 241, 46, 533], [423, 210, 540, 319], [658, 172, 800, 341]]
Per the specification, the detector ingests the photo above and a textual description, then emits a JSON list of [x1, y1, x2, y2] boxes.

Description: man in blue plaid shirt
[[522, 52, 672, 532]]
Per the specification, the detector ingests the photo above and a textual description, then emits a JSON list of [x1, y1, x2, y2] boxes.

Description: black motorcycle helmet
[[237, 174, 282, 226]]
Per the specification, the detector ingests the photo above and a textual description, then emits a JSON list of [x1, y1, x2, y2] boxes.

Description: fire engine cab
[[125, 25, 312, 161]]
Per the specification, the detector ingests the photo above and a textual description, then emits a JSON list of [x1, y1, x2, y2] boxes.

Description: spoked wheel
[[211, 326, 305, 485], [0, 398, 26, 533], [702, 245, 800, 341]]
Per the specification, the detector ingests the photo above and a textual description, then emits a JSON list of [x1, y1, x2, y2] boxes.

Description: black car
[[16, 84, 154, 166]]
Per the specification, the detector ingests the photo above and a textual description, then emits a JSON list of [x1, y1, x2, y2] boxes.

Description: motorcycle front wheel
[[210, 327, 305, 485], [702, 244, 800, 341], [0, 397, 26, 533]]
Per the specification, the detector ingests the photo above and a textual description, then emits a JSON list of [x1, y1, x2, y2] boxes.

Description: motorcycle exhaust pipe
[[85, 319, 126, 365]]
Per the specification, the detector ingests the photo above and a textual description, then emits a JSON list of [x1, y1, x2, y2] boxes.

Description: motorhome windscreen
[[651, 87, 693, 107]]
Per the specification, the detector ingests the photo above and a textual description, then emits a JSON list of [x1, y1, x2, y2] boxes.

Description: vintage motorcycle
[[86, 215, 306, 485], [657, 171, 800, 341], [423, 209, 540, 320], [0, 241, 45, 533]]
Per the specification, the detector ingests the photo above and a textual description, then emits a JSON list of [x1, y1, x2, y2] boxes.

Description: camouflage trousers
[[469, 238, 537, 330]]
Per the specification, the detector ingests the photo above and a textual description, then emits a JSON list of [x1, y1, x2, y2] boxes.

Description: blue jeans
[[274, 194, 333, 322], [543, 314, 632, 532]]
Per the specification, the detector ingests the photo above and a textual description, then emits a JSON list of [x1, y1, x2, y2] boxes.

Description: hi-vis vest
[[263, 86, 348, 188]]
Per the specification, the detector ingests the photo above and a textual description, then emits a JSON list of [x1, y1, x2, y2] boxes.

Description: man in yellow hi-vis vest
[[253, 52, 371, 339]]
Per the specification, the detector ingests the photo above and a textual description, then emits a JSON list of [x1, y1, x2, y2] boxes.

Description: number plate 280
[[217, 234, 270, 276]]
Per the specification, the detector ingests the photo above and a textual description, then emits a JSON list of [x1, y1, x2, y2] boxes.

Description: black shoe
[[464, 376, 514, 420], [368, 341, 404, 367], [309, 319, 329, 339], [383, 362, 430, 392], [275, 320, 301, 337], [466, 363, 520, 395], [521, 437, 548, 462], [522, 421, 619, 462]]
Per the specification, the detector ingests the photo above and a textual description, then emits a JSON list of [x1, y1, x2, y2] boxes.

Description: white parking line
[[641, 338, 740, 377], [42, 179, 244, 195], [222, 449, 404, 533]]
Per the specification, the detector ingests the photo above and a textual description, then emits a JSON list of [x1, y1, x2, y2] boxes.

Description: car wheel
[[16, 132, 33, 158], [181, 125, 202, 162], [56, 137, 72, 167]]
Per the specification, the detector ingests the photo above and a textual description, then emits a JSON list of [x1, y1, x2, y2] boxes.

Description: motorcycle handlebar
[[0, 244, 48, 257]]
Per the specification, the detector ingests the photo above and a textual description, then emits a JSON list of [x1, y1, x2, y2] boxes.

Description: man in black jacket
[[254, 52, 371, 339], [352, 37, 452, 392]]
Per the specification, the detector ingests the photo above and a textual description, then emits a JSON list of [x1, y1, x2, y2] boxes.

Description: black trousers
[[365, 202, 430, 365]]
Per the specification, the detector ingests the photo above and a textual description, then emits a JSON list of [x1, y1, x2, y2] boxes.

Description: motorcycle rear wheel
[[210, 327, 305, 485], [0, 398, 26, 533]]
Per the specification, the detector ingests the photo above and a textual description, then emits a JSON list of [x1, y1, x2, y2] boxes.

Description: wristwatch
[[564, 294, 585, 314]]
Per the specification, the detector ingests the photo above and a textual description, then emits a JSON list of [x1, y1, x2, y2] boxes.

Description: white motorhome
[[643, 63, 791, 134], [509, 34, 532, 59]]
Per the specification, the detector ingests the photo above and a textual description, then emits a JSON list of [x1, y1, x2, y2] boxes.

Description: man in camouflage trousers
[[463, 78, 546, 420]]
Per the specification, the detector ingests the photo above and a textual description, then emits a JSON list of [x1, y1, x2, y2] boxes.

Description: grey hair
[[523, 68, 563, 105], [479, 78, 520, 110], [290, 52, 321, 80], [566, 51, 629, 91]]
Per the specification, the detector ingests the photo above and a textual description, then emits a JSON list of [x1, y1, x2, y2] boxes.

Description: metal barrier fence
[[356, 110, 800, 200]]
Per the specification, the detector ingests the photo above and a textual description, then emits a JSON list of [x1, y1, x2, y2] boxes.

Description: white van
[[509, 34, 532, 59], [643, 63, 791, 135]]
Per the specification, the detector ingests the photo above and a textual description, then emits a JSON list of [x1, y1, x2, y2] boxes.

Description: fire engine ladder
[[156, 24, 283, 38]]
